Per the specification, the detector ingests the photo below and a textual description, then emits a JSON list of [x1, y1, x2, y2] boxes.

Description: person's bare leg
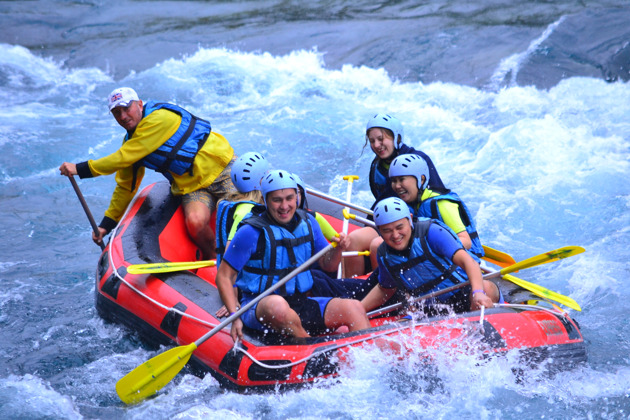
[[483, 280, 500, 302], [256, 295, 310, 337], [183, 200, 216, 260], [324, 298, 370, 332]]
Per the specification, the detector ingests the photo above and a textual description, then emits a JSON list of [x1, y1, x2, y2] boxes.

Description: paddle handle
[[69, 175, 105, 251], [194, 243, 335, 347]]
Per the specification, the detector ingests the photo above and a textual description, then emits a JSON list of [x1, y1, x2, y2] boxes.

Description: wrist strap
[[472, 289, 486, 295]]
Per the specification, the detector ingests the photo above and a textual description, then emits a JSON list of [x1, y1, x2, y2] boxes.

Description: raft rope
[[103, 193, 571, 372], [232, 321, 424, 370], [105, 193, 222, 331], [232, 302, 569, 371]]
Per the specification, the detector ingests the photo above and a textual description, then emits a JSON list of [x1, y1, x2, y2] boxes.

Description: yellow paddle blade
[[116, 342, 197, 405], [127, 260, 216, 275], [503, 273, 581, 311], [499, 246, 585, 275], [482, 245, 516, 268]]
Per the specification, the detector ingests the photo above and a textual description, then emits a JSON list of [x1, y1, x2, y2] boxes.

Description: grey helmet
[[389, 153, 430, 190], [231, 152, 269, 193], [365, 113, 404, 149]]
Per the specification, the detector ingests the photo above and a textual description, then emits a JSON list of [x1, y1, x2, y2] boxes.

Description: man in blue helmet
[[361, 197, 499, 314], [215, 169, 371, 341]]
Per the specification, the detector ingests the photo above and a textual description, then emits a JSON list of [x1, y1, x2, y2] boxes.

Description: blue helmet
[[366, 113, 404, 149], [231, 152, 269, 193], [373, 197, 413, 227], [292, 173, 308, 209], [261, 169, 298, 206], [389, 153, 430, 190]]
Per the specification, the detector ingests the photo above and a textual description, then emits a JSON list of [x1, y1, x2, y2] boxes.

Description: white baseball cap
[[107, 87, 139, 110]]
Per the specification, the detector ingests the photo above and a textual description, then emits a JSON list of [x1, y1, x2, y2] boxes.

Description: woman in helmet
[[215, 152, 268, 267], [388, 154, 484, 257], [361, 197, 499, 314], [363, 113, 445, 203], [343, 113, 447, 276]]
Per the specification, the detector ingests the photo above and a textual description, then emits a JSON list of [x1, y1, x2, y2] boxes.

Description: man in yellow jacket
[[60, 87, 236, 259]]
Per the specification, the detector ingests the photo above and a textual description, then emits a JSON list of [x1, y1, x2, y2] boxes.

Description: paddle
[[502, 273, 581, 311], [337, 175, 359, 278], [483, 246, 584, 279], [116, 243, 335, 404], [126, 252, 369, 275], [127, 259, 216, 275], [481, 245, 516, 268], [366, 246, 584, 317], [68, 175, 105, 251]]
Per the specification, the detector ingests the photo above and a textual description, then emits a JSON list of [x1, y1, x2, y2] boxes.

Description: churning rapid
[[0, 1, 629, 418]]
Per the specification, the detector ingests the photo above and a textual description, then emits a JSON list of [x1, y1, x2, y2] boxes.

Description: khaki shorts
[[182, 156, 238, 214]]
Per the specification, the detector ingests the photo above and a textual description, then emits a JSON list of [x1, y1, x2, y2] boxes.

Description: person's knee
[[484, 280, 500, 302], [258, 296, 291, 324], [333, 298, 368, 323], [185, 207, 210, 233]]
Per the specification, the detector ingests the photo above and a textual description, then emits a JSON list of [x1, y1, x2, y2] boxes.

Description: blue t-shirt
[[223, 213, 330, 272], [377, 222, 464, 289]]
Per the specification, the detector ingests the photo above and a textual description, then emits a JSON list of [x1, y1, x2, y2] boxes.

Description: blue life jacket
[[369, 143, 446, 202], [369, 156, 391, 200], [127, 101, 211, 189], [215, 200, 262, 267], [416, 190, 484, 258], [235, 209, 316, 295], [377, 219, 468, 300]]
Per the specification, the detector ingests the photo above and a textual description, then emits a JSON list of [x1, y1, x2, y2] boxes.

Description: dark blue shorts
[[240, 292, 332, 335]]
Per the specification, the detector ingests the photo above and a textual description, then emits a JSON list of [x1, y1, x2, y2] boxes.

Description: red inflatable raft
[[95, 181, 586, 391]]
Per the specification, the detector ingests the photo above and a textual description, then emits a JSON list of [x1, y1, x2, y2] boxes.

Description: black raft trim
[[160, 302, 188, 338], [101, 266, 126, 299]]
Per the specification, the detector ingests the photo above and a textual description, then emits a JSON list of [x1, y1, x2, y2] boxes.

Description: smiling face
[[266, 188, 298, 224], [111, 100, 144, 132], [378, 217, 413, 251], [390, 175, 419, 204], [367, 127, 396, 160]]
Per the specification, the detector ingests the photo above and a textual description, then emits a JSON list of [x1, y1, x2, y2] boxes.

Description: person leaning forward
[[361, 197, 500, 315], [59, 87, 237, 259], [215, 169, 371, 342]]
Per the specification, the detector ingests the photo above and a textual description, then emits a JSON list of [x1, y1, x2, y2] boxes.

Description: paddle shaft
[[194, 243, 334, 347], [68, 175, 105, 251]]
